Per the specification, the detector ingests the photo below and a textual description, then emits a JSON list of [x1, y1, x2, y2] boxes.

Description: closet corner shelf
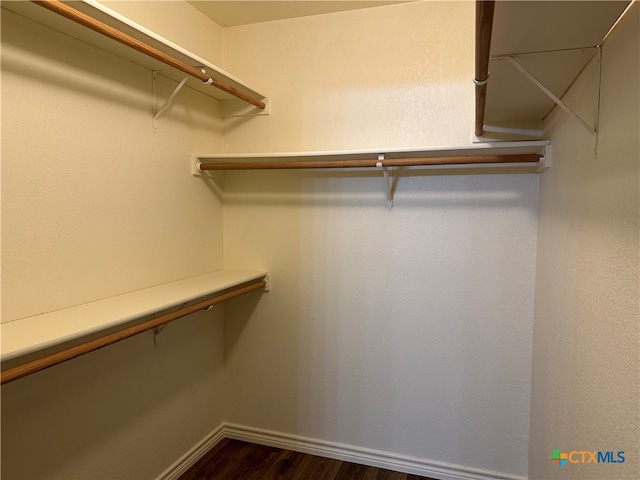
[[0, 270, 268, 364], [193, 140, 551, 172], [2, 0, 267, 108]]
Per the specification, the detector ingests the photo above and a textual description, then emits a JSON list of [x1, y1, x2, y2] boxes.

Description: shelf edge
[[1, 270, 268, 362]]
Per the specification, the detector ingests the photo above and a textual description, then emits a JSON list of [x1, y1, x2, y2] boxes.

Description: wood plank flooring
[[179, 439, 437, 480]]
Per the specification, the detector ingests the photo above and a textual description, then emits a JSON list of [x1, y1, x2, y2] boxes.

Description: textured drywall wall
[[0, 308, 226, 479], [1, 3, 226, 477], [101, 0, 223, 65], [223, 171, 538, 477], [529, 3, 639, 480], [221, 1, 475, 152], [1, 2, 224, 322], [221, 2, 538, 477]]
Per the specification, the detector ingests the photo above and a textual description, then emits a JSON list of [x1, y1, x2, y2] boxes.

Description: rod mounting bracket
[[191, 155, 224, 179], [536, 144, 552, 172], [377, 154, 394, 211]]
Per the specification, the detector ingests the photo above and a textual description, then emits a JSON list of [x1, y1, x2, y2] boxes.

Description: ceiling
[[187, 1, 413, 28], [484, 0, 631, 135]]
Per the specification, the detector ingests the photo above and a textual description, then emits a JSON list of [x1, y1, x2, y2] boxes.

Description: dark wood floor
[[179, 439, 437, 480]]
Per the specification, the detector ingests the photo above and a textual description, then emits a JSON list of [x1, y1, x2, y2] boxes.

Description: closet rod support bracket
[[191, 155, 224, 179], [377, 155, 394, 211], [192, 155, 203, 175], [222, 97, 271, 118], [153, 72, 189, 131], [536, 144, 552, 172]]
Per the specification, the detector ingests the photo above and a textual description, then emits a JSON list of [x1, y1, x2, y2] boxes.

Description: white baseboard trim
[[156, 423, 226, 480], [158, 422, 527, 480], [224, 424, 526, 480]]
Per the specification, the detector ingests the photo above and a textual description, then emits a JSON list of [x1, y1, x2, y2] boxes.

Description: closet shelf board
[[2, 0, 267, 104], [1, 270, 268, 362], [484, 1, 631, 128], [195, 140, 550, 167]]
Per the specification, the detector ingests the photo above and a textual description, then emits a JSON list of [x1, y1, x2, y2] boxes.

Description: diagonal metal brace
[[505, 56, 596, 136], [153, 73, 189, 131]]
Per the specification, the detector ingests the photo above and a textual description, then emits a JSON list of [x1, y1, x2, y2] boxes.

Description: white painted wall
[[1, 3, 228, 478], [9, 2, 634, 479], [101, 1, 224, 65], [221, 3, 538, 477], [221, 1, 475, 152], [529, 4, 639, 479]]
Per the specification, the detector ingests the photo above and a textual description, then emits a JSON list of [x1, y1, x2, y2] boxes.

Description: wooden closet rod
[[199, 154, 541, 170], [32, 0, 266, 110], [0, 279, 266, 385], [474, 0, 496, 137]]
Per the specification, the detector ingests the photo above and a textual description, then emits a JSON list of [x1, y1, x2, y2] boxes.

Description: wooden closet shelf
[[1, 270, 269, 367], [193, 140, 551, 172], [2, 0, 267, 108]]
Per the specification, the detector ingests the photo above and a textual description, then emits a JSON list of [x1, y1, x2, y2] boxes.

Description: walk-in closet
[[1, 1, 637, 479]]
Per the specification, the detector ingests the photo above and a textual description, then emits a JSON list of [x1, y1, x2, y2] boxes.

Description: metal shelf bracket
[[504, 56, 597, 136], [152, 72, 189, 131], [376, 154, 394, 211]]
